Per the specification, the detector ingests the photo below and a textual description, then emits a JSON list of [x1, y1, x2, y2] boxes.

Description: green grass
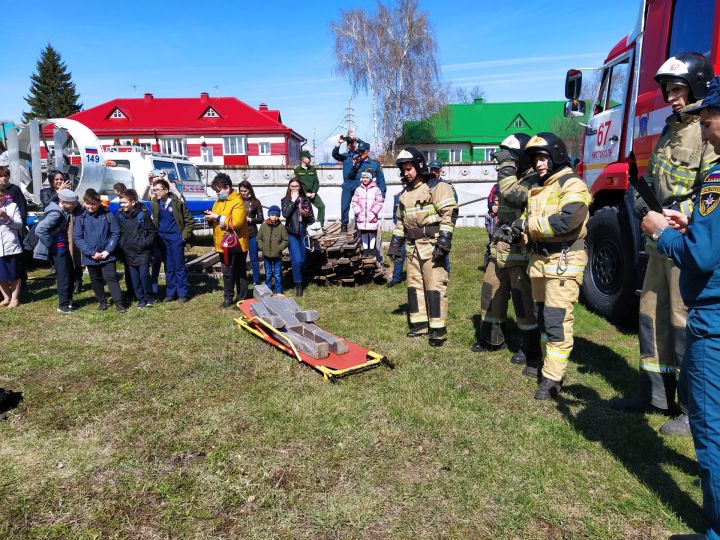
[[0, 228, 702, 539]]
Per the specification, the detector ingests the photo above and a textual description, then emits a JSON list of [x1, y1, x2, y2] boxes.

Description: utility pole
[[213, 85, 219, 97], [312, 128, 316, 158], [339, 99, 356, 136], [132, 84, 137, 97]]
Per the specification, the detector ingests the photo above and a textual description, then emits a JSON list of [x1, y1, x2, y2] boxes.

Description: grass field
[[0, 228, 703, 539]]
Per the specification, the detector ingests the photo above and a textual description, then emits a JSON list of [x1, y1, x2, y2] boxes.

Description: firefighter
[[473, 134, 542, 378], [387, 147, 458, 347], [293, 150, 325, 227], [513, 133, 591, 399], [612, 52, 717, 436], [427, 159, 458, 273]]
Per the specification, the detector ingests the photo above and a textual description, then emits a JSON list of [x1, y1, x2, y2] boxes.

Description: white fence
[[198, 162, 497, 230]]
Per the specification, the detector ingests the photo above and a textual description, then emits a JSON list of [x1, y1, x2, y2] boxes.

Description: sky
[[0, 0, 640, 161]]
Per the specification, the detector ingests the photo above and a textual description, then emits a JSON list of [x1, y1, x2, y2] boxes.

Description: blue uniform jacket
[[351, 158, 386, 197], [73, 208, 120, 266], [332, 143, 361, 185], [658, 161, 720, 308]]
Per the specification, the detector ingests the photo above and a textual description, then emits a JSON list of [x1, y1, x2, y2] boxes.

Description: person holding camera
[[40, 170, 72, 210], [204, 174, 249, 308], [333, 133, 363, 232], [281, 178, 314, 296]]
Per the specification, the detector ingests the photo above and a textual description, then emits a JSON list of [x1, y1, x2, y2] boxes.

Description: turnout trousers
[[479, 257, 537, 346], [531, 275, 581, 382], [680, 307, 720, 539], [406, 247, 449, 340], [638, 252, 687, 410]]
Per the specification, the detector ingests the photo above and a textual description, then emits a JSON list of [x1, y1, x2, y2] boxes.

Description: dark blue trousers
[[287, 231, 306, 285], [128, 262, 153, 304], [248, 235, 260, 284], [264, 257, 283, 294], [341, 183, 357, 225], [159, 233, 189, 300], [681, 307, 720, 540], [52, 251, 75, 309]]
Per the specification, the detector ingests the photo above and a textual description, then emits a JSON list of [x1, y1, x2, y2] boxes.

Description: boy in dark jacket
[[118, 189, 157, 308], [73, 190, 126, 312], [256, 205, 288, 294]]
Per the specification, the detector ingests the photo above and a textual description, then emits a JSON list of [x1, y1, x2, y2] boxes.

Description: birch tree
[[331, 0, 445, 155]]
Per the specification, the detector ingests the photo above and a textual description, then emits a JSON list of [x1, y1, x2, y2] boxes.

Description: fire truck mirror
[[564, 99, 586, 118], [565, 69, 583, 100]]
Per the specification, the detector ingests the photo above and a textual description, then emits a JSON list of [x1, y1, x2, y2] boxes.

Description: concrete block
[[296, 310, 320, 323], [253, 284, 273, 299]]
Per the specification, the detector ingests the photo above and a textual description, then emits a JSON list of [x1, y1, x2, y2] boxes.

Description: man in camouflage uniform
[[612, 52, 717, 435], [387, 147, 458, 347], [511, 133, 591, 400], [293, 150, 325, 227], [472, 134, 542, 377]]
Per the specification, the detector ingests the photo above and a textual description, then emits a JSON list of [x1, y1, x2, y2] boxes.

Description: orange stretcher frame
[[234, 298, 394, 382]]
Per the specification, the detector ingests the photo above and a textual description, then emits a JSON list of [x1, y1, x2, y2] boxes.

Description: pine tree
[[22, 44, 82, 122]]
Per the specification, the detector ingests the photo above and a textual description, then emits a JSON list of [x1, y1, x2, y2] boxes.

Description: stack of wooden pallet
[[305, 222, 386, 286], [185, 222, 386, 286]]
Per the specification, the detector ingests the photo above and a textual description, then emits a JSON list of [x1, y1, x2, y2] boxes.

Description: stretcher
[[234, 297, 394, 382]]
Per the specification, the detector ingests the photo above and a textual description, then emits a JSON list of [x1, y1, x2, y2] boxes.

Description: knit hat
[[360, 171, 373, 180], [58, 189, 78, 202], [268, 205, 281, 216]]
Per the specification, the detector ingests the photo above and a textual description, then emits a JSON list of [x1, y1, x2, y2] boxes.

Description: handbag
[[221, 217, 241, 265]]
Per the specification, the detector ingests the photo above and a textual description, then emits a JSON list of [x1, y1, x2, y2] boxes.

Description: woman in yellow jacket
[[204, 173, 249, 308]]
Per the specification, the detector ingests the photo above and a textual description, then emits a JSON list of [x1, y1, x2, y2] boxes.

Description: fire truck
[[563, 0, 719, 322]]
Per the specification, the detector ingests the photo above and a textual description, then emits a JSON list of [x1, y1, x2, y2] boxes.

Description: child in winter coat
[[256, 205, 289, 294], [73, 190, 126, 312], [117, 189, 157, 308], [351, 171, 384, 257]]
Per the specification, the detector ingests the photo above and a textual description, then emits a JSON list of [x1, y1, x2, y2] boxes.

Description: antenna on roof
[[213, 85, 219, 97], [132, 84, 137, 97]]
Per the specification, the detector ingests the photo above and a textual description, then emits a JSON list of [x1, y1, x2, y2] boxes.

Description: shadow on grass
[[0, 389, 23, 418], [573, 336, 638, 395], [556, 385, 702, 531]]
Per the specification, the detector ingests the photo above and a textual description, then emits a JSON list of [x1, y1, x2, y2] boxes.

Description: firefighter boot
[[471, 321, 506, 352], [511, 350, 525, 365], [534, 377, 562, 400], [407, 323, 429, 338], [660, 414, 691, 436], [429, 327, 447, 347]]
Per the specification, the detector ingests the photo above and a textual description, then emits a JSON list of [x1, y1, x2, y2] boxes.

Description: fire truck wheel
[[581, 205, 637, 323]]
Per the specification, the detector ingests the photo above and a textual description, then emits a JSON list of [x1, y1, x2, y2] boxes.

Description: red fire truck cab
[[563, 0, 720, 322]]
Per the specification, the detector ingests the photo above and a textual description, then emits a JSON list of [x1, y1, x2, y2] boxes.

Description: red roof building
[[62, 92, 305, 166]]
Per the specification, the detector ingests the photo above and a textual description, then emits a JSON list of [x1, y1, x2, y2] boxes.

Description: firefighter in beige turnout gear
[[510, 133, 591, 400], [612, 52, 717, 436], [387, 147, 458, 347], [473, 133, 542, 377]]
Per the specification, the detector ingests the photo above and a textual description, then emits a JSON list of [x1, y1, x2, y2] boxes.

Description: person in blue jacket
[[350, 141, 386, 198], [641, 76, 720, 540], [332, 134, 363, 232], [73, 190, 126, 312], [150, 179, 193, 303]]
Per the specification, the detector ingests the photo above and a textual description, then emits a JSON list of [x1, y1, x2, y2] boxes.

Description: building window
[[484, 147, 498, 161], [161, 138, 186, 156], [448, 148, 461, 162], [258, 142, 271, 156], [223, 136, 247, 155], [201, 146, 213, 163], [110, 108, 126, 119], [203, 107, 219, 118], [423, 149, 436, 162], [514, 118, 524, 128]]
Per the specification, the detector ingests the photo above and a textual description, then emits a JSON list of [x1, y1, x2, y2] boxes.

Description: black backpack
[[22, 210, 62, 252]]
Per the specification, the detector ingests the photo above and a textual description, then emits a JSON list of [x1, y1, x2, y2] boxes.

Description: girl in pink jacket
[[352, 171, 385, 257]]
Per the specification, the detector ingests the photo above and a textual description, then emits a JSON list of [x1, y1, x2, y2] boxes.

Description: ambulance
[[563, 0, 719, 321]]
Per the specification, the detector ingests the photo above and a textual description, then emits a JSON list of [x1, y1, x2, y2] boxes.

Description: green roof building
[[402, 98, 567, 163]]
